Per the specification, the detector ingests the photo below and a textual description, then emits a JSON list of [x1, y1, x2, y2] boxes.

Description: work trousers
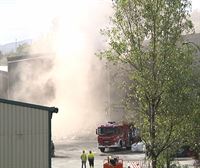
[[82, 161, 86, 168], [88, 158, 94, 168]]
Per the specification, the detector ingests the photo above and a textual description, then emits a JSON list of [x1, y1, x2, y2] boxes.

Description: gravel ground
[[52, 140, 196, 168]]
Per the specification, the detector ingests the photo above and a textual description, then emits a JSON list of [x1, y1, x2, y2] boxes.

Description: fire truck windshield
[[97, 127, 119, 135]]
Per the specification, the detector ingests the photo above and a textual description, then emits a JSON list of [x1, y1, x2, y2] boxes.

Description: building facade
[[7, 54, 55, 104]]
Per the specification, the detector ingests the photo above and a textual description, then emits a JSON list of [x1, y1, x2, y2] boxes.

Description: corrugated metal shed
[[0, 98, 58, 168]]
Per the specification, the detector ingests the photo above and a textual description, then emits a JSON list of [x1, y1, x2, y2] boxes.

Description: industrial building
[[7, 54, 55, 104], [0, 66, 8, 99], [0, 98, 58, 168]]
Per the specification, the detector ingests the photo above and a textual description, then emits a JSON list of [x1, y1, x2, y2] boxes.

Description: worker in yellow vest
[[88, 150, 94, 168], [81, 150, 87, 168]]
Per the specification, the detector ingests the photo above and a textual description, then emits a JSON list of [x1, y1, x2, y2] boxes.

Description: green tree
[[6, 43, 31, 58], [15, 43, 31, 55], [97, 0, 200, 167], [182, 44, 200, 163]]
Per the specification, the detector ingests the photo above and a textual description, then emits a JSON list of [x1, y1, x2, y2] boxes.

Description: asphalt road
[[52, 140, 196, 168]]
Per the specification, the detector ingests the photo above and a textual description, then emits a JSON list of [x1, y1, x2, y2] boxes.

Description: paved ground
[[52, 140, 196, 168]]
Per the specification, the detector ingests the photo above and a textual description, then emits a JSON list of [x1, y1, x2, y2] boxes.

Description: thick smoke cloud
[[191, 9, 200, 33], [9, 1, 200, 141], [9, 0, 113, 141]]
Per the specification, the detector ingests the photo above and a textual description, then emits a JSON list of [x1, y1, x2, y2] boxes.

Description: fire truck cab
[[96, 121, 140, 152]]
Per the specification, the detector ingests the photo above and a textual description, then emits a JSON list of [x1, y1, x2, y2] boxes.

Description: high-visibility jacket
[[81, 153, 87, 162], [88, 153, 94, 160]]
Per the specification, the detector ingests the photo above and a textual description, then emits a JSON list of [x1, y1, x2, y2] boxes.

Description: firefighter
[[88, 150, 94, 168], [81, 150, 87, 168]]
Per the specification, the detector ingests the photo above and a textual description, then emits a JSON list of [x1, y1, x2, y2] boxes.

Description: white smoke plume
[[10, 0, 200, 141], [191, 9, 200, 33], [9, 0, 113, 140]]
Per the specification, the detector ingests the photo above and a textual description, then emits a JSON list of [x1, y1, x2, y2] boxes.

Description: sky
[[0, 0, 112, 45], [0, 0, 199, 45], [192, 0, 200, 10]]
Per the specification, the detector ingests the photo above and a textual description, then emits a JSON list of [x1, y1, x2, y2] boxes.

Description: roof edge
[[7, 53, 55, 63], [0, 98, 59, 113]]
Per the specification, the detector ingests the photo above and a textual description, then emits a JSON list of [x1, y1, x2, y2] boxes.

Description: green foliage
[[97, 0, 200, 167], [6, 43, 31, 58], [170, 163, 189, 168], [15, 43, 31, 55]]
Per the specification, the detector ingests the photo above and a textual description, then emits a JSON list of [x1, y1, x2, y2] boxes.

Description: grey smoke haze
[[9, 1, 200, 141], [191, 9, 200, 33], [10, 1, 113, 140]]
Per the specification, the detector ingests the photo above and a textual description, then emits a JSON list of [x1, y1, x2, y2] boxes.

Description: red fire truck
[[96, 121, 140, 152]]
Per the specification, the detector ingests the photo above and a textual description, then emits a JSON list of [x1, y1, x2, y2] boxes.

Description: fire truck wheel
[[100, 148, 105, 152], [126, 146, 131, 150]]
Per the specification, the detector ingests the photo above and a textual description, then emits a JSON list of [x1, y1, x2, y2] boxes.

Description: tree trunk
[[166, 157, 170, 168], [152, 157, 157, 168], [166, 149, 171, 168], [149, 102, 157, 167]]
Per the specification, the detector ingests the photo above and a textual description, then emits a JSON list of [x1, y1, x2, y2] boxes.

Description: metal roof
[[7, 53, 55, 63], [0, 98, 58, 113]]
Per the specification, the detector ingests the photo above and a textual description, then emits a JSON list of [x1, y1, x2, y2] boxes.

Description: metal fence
[[126, 160, 151, 168]]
